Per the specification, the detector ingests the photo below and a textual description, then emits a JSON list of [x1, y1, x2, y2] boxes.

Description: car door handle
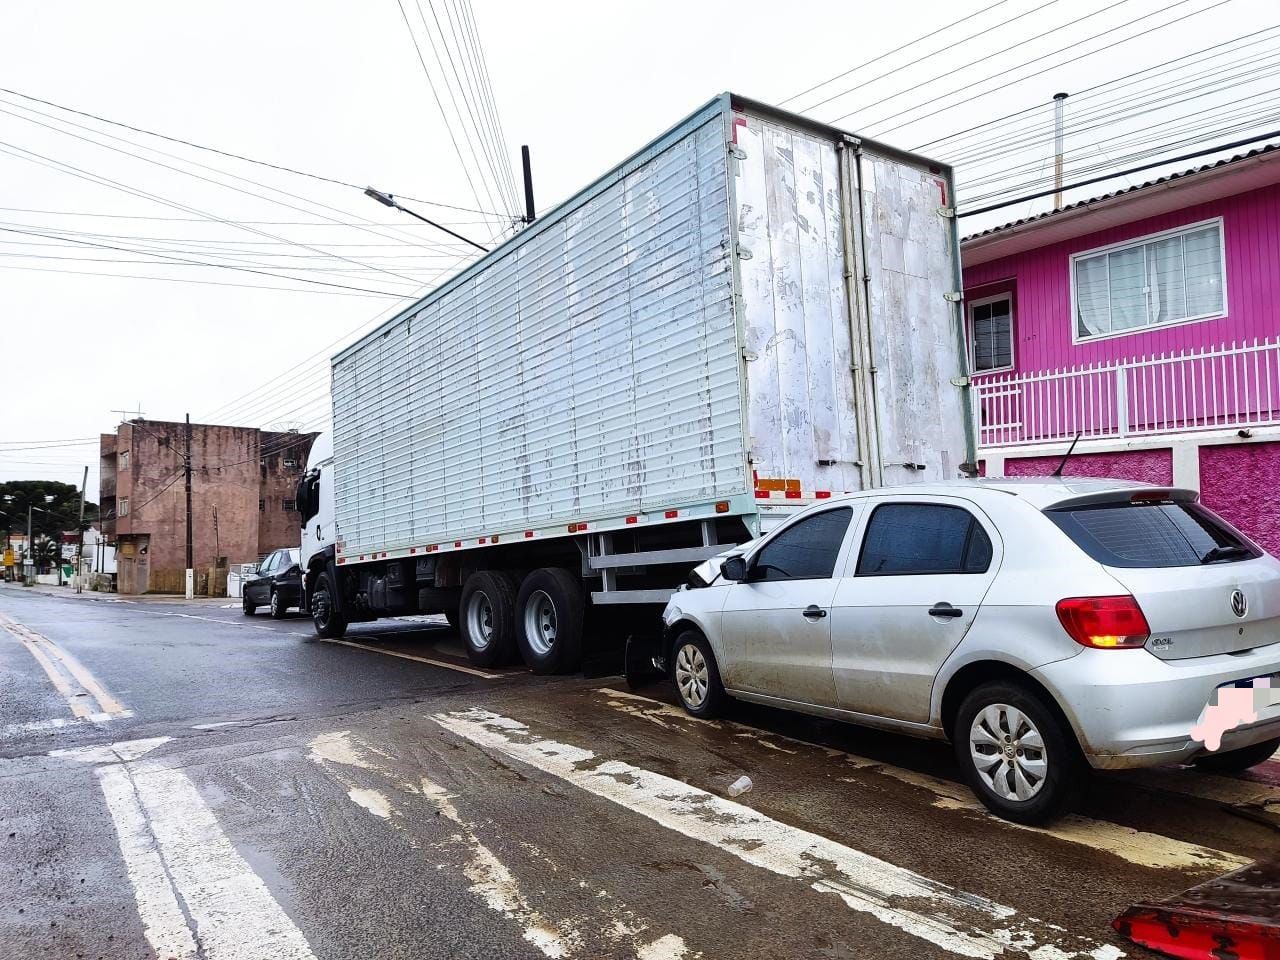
[[802, 605, 828, 620], [928, 603, 964, 619]]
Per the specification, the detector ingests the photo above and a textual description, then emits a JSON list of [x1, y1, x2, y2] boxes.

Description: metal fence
[[974, 339, 1280, 448]]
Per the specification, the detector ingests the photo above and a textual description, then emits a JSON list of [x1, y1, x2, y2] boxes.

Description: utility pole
[[185, 413, 194, 600], [1053, 92, 1068, 210], [74, 465, 88, 593], [521, 145, 536, 227], [26, 504, 32, 586]]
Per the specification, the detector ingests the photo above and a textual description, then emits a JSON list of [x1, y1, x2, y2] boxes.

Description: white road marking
[[434, 708, 1121, 960], [1, 709, 134, 738], [316, 637, 504, 678], [307, 729, 689, 960], [0, 611, 129, 721], [598, 689, 1251, 873], [63, 736, 317, 960]]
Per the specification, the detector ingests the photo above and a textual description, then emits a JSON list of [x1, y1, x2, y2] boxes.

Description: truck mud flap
[[1113, 857, 1280, 959]]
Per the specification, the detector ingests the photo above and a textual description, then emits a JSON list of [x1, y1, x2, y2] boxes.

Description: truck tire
[[460, 571, 518, 667], [311, 572, 348, 640], [515, 567, 585, 675]]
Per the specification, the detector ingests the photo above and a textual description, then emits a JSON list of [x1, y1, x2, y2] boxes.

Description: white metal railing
[[974, 338, 1280, 448]]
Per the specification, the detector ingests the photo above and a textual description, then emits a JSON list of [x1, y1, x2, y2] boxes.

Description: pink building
[[962, 144, 1280, 553]]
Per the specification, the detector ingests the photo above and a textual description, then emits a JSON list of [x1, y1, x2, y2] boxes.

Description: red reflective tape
[[359, 555, 365, 561], [755, 490, 771, 499], [410, 547, 417, 554], [478, 537, 487, 545], [815, 491, 832, 499], [785, 490, 802, 499], [524, 531, 534, 539], [732, 115, 747, 144], [625, 516, 638, 525], [454, 541, 462, 548], [337, 558, 345, 564], [664, 510, 678, 519]]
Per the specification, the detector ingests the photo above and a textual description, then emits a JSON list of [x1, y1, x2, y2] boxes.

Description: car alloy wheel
[[969, 703, 1048, 802], [674, 641, 710, 709]]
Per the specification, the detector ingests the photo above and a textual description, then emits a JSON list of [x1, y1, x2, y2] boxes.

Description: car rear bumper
[[1032, 644, 1280, 770]]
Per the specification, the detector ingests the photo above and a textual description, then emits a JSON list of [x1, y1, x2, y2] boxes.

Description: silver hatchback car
[[661, 479, 1280, 823]]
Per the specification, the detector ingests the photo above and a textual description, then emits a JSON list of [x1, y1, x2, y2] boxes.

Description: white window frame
[[1069, 216, 1227, 344], [118, 450, 129, 472], [118, 497, 130, 518], [967, 293, 1015, 375]]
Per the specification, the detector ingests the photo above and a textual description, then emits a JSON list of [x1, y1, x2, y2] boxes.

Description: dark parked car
[[242, 548, 302, 619]]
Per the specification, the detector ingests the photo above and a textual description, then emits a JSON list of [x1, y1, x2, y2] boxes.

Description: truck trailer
[[296, 92, 974, 673]]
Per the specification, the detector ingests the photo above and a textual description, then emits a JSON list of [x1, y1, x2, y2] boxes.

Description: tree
[[0, 481, 98, 544]]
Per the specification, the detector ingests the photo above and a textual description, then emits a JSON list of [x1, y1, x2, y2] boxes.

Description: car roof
[[823, 477, 1190, 511]]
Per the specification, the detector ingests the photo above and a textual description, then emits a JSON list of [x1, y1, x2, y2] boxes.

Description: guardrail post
[[1115, 368, 1129, 438]]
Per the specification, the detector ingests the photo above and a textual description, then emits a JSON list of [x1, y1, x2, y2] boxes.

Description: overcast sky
[[2, 0, 1276, 502]]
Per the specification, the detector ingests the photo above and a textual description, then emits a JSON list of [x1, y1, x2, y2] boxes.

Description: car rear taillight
[[1055, 596, 1150, 649]]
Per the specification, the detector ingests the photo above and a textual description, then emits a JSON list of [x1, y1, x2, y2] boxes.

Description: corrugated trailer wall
[[331, 101, 749, 558]]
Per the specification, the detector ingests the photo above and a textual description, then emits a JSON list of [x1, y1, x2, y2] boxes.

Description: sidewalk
[[0, 581, 231, 606]]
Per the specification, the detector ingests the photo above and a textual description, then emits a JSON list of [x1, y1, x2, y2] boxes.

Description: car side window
[[752, 507, 854, 582], [856, 503, 993, 576], [260, 552, 277, 575]]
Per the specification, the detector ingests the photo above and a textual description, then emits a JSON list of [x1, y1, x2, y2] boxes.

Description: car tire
[[955, 681, 1082, 825], [269, 589, 288, 620], [242, 595, 256, 616], [515, 568, 585, 675], [460, 571, 518, 668], [1194, 736, 1280, 773], [310, 573, 348, 640], [670, 630, 726, 719]]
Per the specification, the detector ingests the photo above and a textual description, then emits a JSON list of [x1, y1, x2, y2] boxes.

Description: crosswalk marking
[[434, 707, 1123, 960], [62, 736, 317, 960], [597, 688, 1254, 873], [306, 729, 690, 960]]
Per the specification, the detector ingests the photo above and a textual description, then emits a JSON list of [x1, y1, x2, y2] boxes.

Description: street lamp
[[363, 187, 489, 253]]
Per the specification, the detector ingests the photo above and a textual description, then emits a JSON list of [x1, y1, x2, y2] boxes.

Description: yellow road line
[[0, 611, 128, 720], [317, 638, 504, 679]]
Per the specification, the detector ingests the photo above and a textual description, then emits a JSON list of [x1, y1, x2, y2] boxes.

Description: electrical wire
[[393, 0, 502, 221], [781, 0, 1014, 108], [0, 86, 504, 216], [454, 0, 521, 213], [0, 261, 395, 297], [861, 0, 1237, 137], [914, 24, 1280, 153]]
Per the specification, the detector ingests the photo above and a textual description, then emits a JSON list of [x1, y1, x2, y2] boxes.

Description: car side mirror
[[720, 556, 748, 582]]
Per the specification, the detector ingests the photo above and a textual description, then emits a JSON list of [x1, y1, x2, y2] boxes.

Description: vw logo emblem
[[1231, 589, 1248, 619]]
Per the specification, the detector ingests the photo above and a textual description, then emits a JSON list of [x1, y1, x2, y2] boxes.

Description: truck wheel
[[1194, 736, 1280, 773], [460, 571, 518, 667], [311, 573, 348, 640], [954, 681, 1083, 825], [515, 568, 585, 675]]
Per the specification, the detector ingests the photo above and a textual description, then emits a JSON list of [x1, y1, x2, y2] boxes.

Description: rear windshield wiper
[[1201, 545, 1252, 563]]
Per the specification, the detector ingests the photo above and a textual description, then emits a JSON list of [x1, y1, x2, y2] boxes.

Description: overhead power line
[[860, 0, 1236, 137], [0, 86, 504, 216], [780, 0, 1014, 108], [957, 129, 1280, 217]]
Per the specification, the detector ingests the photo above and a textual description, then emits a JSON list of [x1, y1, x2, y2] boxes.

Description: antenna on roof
[[1051, 431, 1083, 477]]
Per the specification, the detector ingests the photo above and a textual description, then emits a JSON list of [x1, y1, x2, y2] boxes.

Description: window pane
[[1108, 246, 1147, 331], [964, 523, 993, 573], [857, 504, 978, 575], [1183, 225, 1224, 317], [1048, 501, 1258, 568], [1146, 235, 1186, 324], [754, 507, 853, 581], [1075, 255, 1110, 337], [972, 298, 1012, 372]]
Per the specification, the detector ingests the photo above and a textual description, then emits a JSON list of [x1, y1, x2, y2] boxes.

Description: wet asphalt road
[[0, 584, 1277, 960]]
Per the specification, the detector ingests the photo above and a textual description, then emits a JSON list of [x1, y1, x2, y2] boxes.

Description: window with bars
[[1073, 219, 1225, 341], [969, 295, 1014, 373]]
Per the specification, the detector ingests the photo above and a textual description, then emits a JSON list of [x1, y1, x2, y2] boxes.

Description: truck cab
[[296, 431, 336, 608]]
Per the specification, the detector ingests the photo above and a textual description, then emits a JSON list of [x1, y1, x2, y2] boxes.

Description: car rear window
[[1046, 499, 1261, 568]]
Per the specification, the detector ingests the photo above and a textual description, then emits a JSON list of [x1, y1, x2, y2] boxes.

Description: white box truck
[[296, 93, 974, 673]]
